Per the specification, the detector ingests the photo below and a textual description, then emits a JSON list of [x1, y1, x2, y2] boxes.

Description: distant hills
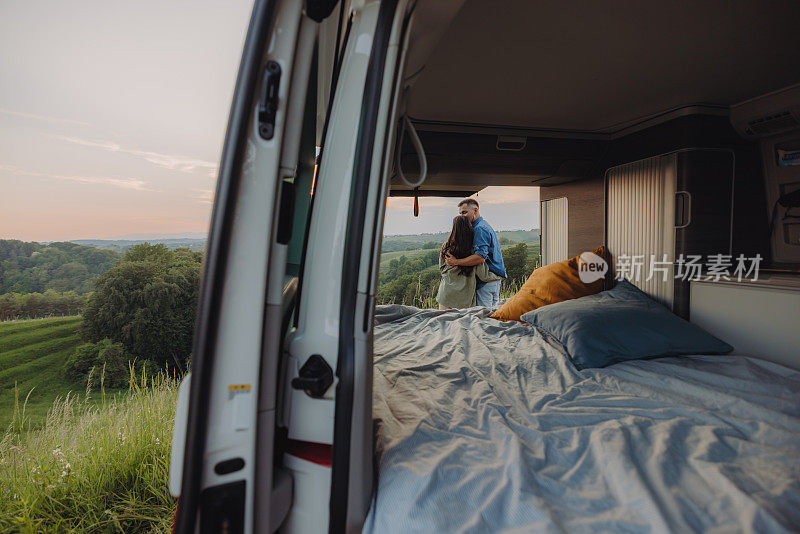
[[0, 237, 206, 295], [72, 238, 206, 253], [71, 229, 539, 254], [1, 229, 538, 295], [85, 232, 207, 240], [382, 229, 539, 252], [0, 240, 119, 295]]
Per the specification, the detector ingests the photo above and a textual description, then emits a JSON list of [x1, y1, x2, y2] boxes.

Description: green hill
[[379, 248, 436, 270], [0, 240, 120, 295], [72, 237, 206, 253], [0, 316, 89, 431]]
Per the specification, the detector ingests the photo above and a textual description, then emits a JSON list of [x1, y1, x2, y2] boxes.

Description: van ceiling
[[406, 0, 800, 133]]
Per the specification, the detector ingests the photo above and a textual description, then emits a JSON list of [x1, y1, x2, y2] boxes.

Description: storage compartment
[[762, 134, 800, 264], [605, 150, 735, 317], [690, 276, 800, 371], [540, 197, 568, 265]]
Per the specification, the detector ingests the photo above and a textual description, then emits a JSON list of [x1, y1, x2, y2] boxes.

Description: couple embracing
[[437, 198, 507, 310]]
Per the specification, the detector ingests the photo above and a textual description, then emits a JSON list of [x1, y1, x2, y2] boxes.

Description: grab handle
[[675, 191, 692, 228], [396, 115, 428, 188]]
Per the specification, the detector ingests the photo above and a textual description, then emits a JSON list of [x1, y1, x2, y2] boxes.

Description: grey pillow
[[521, 280, 733, 370]]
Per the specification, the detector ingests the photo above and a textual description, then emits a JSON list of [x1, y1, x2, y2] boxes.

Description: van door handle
[[291, 355, 333, 398], [258, 60, 281, 140]]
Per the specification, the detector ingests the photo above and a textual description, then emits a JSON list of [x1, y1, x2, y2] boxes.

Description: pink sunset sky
[[0, 0, 539, 242]]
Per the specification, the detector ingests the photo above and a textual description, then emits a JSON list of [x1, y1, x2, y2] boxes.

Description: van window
[[285, 55, 318, 279]]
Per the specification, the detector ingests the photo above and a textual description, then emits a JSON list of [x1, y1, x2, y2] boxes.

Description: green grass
[[378, 248, 436, 270], [0, 320, 83, 354], [0, 317, 120, 432], [0, 318, 177, 531], [521, 241, 540, 260], [0, 372, 178, 532]]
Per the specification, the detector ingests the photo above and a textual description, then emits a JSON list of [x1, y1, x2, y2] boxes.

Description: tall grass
[[382, 276, 523, 308], [0, 317, 95, 431], [0, 367, 178, 532]]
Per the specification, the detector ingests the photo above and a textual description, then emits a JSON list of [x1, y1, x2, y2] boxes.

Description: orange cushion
[[490, 246, 606, 322]]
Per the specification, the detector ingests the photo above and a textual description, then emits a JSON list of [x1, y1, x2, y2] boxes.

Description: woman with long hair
[[437, 215, 500, 309]]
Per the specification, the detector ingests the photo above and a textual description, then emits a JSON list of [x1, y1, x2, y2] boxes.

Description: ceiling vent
[[743, 110, 800, 137], [731, 84, 800, 139]]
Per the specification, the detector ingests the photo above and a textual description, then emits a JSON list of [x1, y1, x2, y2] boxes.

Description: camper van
[[168, 1, 800, 532]]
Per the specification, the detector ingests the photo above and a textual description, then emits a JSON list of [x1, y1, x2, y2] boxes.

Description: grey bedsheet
[[364, 304, 800, 533]]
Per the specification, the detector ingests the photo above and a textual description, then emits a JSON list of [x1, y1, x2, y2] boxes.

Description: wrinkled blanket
[[364, 305, 800, 533]]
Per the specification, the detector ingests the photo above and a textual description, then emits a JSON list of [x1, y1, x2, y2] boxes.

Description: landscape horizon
[[2, 228, 541, 251], [5, 227, 540, 243]]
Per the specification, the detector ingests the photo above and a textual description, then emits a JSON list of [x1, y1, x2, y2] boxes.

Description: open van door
[[281, 1, 411, 532], [169, 0, 332, 531], [170, 0, 411, 532]]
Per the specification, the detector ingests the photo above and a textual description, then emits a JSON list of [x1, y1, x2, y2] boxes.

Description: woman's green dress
[[436, 255, 502, 309]]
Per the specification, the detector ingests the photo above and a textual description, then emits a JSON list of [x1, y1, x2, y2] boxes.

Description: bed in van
[[168, 1, 800, 532]]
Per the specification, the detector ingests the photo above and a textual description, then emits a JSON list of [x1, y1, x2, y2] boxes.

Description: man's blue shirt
[[472, 217, 507, 278]]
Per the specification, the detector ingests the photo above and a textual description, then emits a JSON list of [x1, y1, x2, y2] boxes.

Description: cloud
[[54, 135, 218, 176], [0, 164, 156, 191], [0, 108, 91, 127], [191, 188, 214, 204]]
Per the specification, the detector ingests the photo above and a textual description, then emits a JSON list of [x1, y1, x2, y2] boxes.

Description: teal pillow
[[521, 280, 733, 370]]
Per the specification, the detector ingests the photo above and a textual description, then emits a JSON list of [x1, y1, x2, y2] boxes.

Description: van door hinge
[[291, 355, 333, 398], [258, 60, 281, 140]]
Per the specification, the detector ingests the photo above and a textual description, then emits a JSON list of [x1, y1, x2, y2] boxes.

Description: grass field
[[0, 373, 177, 532], [0, 317, 177, 531], [0, 317, 96, 432]]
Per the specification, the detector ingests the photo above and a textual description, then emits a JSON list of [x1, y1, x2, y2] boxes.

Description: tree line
[[3, 234, 538, 384], [0, 240, 119, 295], [2, 241, 202, 385], [377, 252, 441, 305], [0, 290, 88, 321]]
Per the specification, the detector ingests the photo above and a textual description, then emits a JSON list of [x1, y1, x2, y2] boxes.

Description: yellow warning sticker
[[228, 384, 252, 401]]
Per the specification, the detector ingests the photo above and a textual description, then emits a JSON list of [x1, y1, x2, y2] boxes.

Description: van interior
[[173, 1, 800, 532], [370, 0, 800, 532], [388, 0, 800, 358]]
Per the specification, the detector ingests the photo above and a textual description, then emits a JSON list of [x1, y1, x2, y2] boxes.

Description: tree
[[0, 291, 86, 320], [64, 338, 159, 388], [503, 243, 528, 284], [81, 243, 201, 370], [524, 256, 539, 278], [64, 342, 103, 382]]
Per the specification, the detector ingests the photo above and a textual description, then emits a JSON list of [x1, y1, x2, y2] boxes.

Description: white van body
[[169, 1, 800, 532]]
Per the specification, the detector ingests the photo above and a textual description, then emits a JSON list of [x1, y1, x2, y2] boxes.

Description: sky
[[0, 1, 539, 242], [383, 187, 539, 235]]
